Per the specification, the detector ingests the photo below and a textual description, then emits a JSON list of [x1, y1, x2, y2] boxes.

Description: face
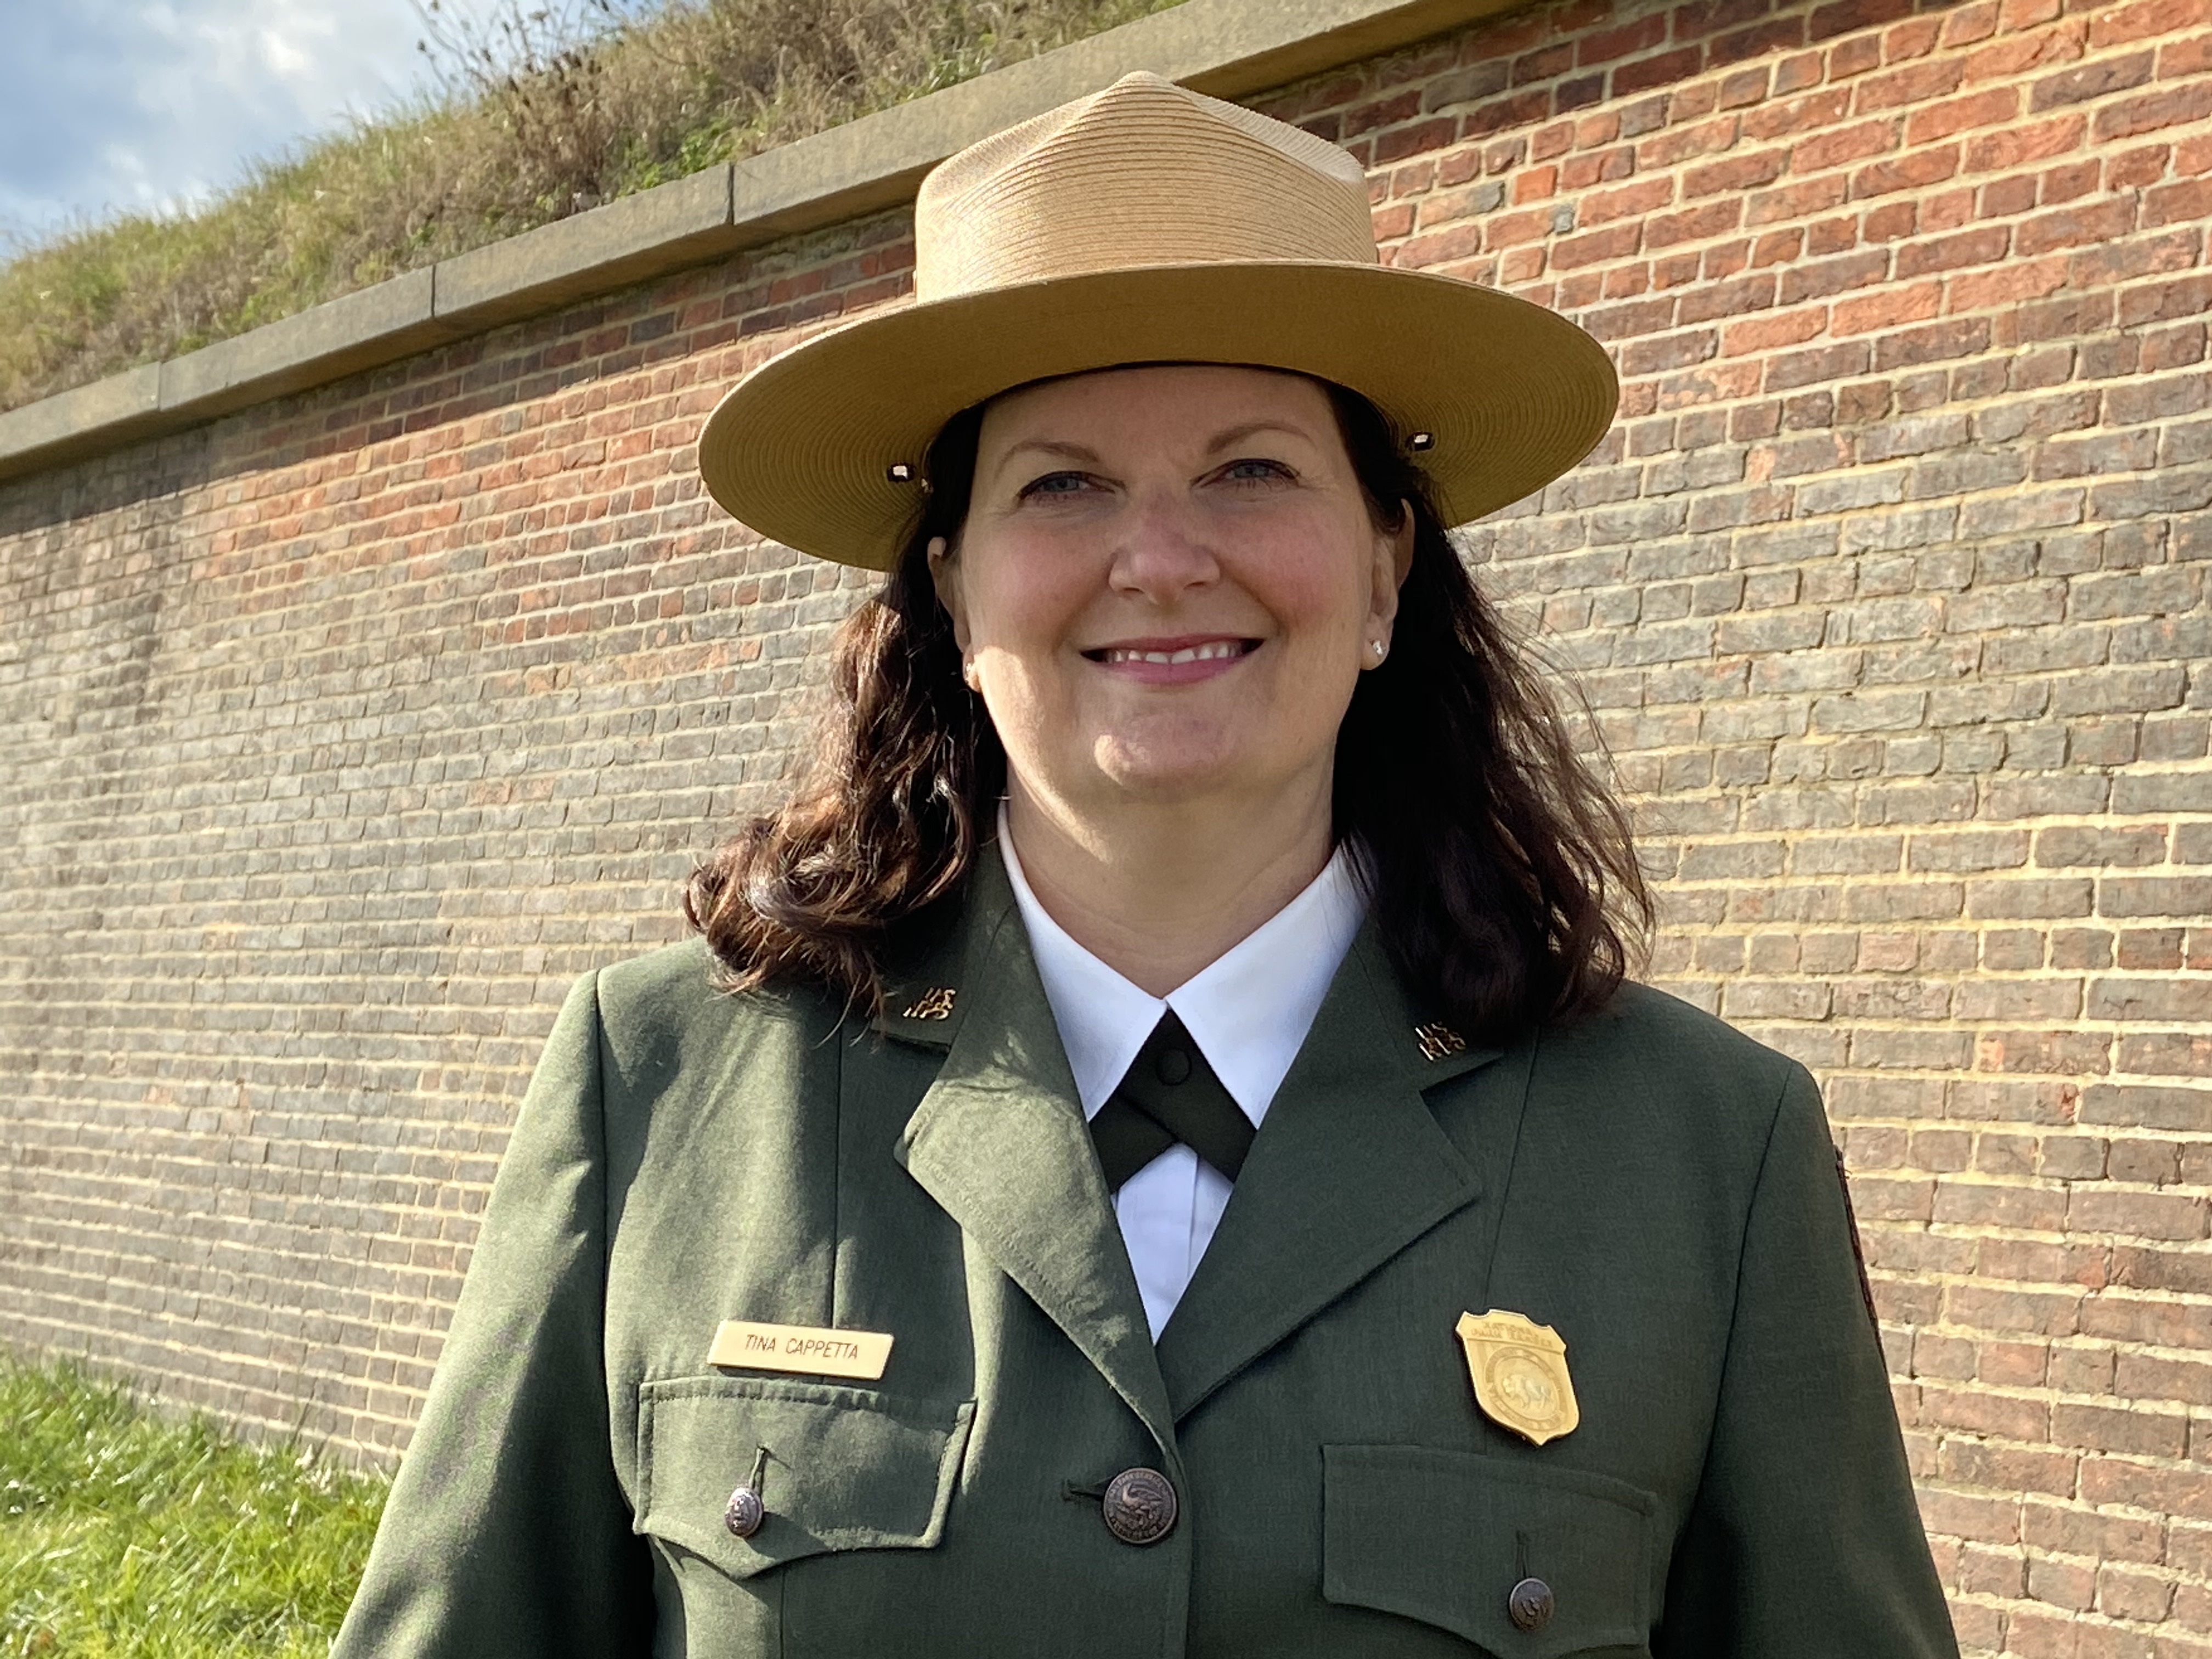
[[929, 364, 1412, 823]]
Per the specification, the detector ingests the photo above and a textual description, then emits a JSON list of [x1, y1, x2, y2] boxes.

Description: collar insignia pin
[[1413, 1022, 1466, 1062], [901, 986, 958, 1021], [1456, 1310, 1580, 1446]]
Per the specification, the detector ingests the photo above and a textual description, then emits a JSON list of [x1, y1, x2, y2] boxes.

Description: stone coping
[[0, 0, 1518, 484]]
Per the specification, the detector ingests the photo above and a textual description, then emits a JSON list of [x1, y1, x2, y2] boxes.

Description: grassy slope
[[0, 0, 1186, 415], [0, 1358, 388, 1659]]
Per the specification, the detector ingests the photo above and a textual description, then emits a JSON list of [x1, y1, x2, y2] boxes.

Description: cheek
[[963, 544, 1094, 656], [1240, 526, 1375, 647]]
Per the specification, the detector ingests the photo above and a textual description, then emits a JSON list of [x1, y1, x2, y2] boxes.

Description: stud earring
[[1370, 639, 1387, 662], [962, 658, 981, 692]]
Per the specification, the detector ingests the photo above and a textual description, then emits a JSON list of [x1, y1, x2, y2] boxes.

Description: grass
[[0, 0, 1188, 416], [0, 1356, 389, 1659]]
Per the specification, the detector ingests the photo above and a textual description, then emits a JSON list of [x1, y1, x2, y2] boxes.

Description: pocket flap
[[636, 1376, 975, 1582], [1324, 1445, 1655, 1657]]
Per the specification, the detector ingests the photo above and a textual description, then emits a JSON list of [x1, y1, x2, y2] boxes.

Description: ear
[[927, 534, 971, 653], [1367, 504, 1414, 636]]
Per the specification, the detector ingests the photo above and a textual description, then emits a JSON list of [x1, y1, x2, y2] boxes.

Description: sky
[[0, 0, 640, 249]]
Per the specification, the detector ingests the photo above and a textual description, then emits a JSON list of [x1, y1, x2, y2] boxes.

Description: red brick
[[1579, 11, 1671, 66], [1550, 222, 1645, 268], [1834, 280, 1943, 334], [1792, 117, 1904, 173], [1747, 173, 1855, 225], [1612, 44, 1706, 96], [2089, 0, 2211, 47], [2014, 196, 2140, 256], [2081, 1460, 2212, 1521], [1850, 143, 1963, 199], [1374, 115, 1460, 163], [1722, 307, 1830, 353], [1713, 16, 1809, 66], [1582, 176, 1679, 225], [1874, 315, 1991, 367], [1940, 1436, 2078, 1496], [2164, 27, 2212, 74], [1853, 57, 1970, 113], [1897, 224, 2013, 276], [1682, 149, 1791, 197], [1809, 0, 1917, 41], [1645, 199, 1749, 247], [2094, 80, 2212, 140], [2030, 48, 2157, 110], [1906, 83, 2024, 142]]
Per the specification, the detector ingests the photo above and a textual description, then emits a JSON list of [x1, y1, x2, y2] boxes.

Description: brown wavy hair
[[685, 376, 1651, 1044]]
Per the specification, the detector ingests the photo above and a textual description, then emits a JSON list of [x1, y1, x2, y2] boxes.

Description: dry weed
[[0, 0, 1184, 414]]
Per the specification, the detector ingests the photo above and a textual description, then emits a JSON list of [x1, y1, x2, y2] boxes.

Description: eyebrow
[[996, 420, 1316, 476], [1000, 438, 1102, 467], [1200, 420, 1313, 455]]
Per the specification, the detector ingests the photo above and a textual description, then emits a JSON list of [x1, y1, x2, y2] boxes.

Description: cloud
[[0, 0, 499, 244]]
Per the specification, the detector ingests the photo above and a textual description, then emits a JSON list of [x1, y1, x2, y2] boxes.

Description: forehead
[[977, 363, 1337, 448]]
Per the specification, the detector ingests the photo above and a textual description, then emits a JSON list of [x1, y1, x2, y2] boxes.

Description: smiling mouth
[[1084, 639, 1260, 665]]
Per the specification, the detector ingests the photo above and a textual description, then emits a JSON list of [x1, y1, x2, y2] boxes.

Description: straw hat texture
[[697, 70, 1619, 570]]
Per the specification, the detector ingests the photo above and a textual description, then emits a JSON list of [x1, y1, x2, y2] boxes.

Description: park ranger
[[332, 71, 1960, 1657]]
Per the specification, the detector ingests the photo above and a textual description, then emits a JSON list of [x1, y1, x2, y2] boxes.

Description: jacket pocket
[[1323, 1444, 1655, 1657], [635, 1375, 975, 1583]]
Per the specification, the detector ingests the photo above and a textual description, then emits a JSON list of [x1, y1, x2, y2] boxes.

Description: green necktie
[[1088, 1010, 1255, 1193]]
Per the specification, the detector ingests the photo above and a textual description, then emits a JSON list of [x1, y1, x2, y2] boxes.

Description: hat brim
[[698, 261, 1619, 570]]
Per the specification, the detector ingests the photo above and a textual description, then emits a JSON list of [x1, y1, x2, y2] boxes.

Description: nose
[[1106, 490, 1220, 605]]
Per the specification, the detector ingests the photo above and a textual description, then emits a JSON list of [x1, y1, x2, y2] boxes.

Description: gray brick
[[2049, 667, 2187, 717], [1959, 489, 2085, 538], [2070, 569, 2202, 623], [1796, 468, 1910, 517]]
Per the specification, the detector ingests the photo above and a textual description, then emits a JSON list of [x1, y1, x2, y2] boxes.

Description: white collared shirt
[[997, 803, 1367, 1338]]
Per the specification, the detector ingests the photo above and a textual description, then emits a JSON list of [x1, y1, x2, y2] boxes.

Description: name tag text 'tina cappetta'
[[708, 1319, 894, 1380]]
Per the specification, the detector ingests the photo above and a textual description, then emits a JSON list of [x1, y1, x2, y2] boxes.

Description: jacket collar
[[889, 843, 1178, 1462]]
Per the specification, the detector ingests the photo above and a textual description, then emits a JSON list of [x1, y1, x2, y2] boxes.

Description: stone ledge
[[0, 0, 1518, 486], [156, 268, 458, 425], [0, 364, 163, 477], [432, 165, 737, 332]]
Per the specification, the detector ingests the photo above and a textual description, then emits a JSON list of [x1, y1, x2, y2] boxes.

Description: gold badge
[[709, 1320, 894, 1381], [1455, 1310, 1579, 1446]]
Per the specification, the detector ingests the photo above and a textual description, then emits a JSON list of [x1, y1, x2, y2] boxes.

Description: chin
[[1089, 742, 1263, 800]]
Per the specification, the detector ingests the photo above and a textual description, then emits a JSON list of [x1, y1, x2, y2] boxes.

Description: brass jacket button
[[1101, 1467, 1178, 1545], [724, 1484, 765, 1538], [1508, 1576, 1555, 1632]]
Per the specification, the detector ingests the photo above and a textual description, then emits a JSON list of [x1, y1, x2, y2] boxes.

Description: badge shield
[[1455, 1309, 1581, 1446]]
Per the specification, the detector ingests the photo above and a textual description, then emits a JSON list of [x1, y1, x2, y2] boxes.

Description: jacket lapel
[[890, 847, 1177, 1460], [1153, 925, 1509, 1421]]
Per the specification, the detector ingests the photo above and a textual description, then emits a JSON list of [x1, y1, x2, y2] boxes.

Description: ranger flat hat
[[697, 70, 1619, 570]]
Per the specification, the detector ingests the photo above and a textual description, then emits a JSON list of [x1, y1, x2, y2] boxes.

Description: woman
[[334, 72, 1959, 1657]]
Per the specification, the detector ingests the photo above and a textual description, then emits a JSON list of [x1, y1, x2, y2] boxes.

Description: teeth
[[1102, 641, 1245, 665]]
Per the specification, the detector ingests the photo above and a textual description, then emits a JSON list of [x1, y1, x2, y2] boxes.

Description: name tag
[[708, 1319, 894, 1380]]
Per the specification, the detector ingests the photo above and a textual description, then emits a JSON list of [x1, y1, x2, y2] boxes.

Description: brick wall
[[1, 0, 2207, 1649]]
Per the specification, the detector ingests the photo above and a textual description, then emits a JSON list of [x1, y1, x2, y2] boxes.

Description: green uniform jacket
[[332, 848, 1958, 1658]]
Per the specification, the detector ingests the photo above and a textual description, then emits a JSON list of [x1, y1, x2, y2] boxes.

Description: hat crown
[[914, 71, 1378, 299]]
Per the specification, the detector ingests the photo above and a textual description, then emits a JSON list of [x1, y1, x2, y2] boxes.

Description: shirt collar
[[995, 800, 1367, 1127]]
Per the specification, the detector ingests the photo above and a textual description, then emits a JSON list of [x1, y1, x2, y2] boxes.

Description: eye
[[1017, 470, 1099, 500], [1217, 457, 1297, 486]]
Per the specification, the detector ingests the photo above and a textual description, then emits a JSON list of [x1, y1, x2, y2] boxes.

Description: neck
[[1003, 771, 1336, 996]]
